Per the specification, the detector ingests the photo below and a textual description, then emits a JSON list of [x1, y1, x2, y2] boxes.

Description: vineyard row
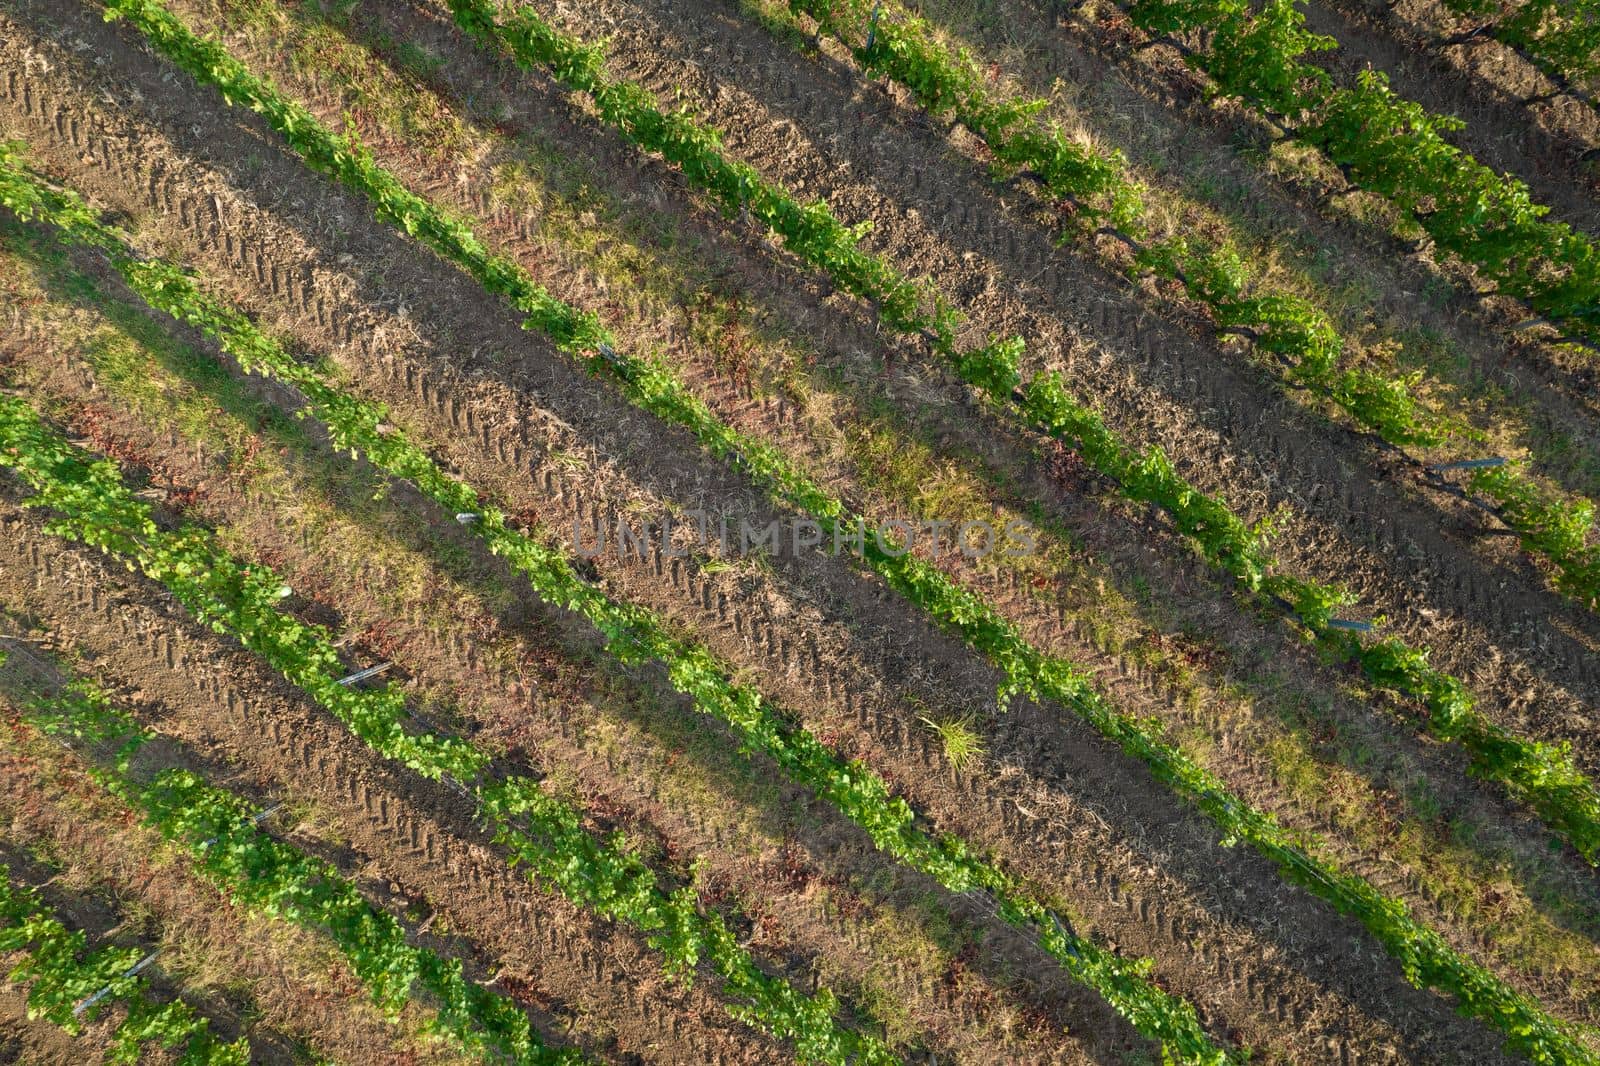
[[0, 658, 584, 1065], [0, 367, 905, 1064], [437, 0, 1600, 863], [0, 147, 1235, 1062], [115, 0, 1600, 874], [3, 97, 1587, 1056], [0, 850, 246, 1064], [1120, 0, 1600, 350], [1434, 0, 1600, 113], [54, 1, 1600, 1055], [776, 0, 1599, 613]]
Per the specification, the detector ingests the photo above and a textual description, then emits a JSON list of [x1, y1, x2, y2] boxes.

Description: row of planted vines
[[0, 0, 1596, 1062]]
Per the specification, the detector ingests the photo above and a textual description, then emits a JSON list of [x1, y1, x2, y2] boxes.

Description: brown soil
[[184, 4, 1600, 1007], [1291, 0, 1600, 220], [0, 233, 1106, 1061], [0, 985, 86, 1065], [857, 0, 1600, 498], [528, 0, 1600, 759], [0, 843, 129, 1065], [0, 829, 324, 1064], [3, 253, 1455, 1065], [0, 41, 1506, 1066], [1040, 0, 1600, 399]]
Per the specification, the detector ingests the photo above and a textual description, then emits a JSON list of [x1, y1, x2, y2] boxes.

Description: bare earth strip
[[0, 235, 1101, 1060]]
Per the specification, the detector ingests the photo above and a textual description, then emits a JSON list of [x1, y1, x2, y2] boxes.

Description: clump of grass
[[920, 714, 986, 772]]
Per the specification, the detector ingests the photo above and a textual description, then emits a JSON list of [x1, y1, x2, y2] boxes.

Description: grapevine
[[1117, 0, 1600, 350], [4, 136, 1595, 1061], [3, 670, 585, 1065], [0, 859, 248, 1064], [86, 0, 1600, 876], [15, 3, 1600, 1046], [776, 0, 1600, 611], [1, 153, 1232, 1062], [0, 380, 894, 1062]]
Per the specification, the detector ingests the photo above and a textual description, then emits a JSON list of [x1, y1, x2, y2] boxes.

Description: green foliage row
[[0, 384, 885, 1063], [0, 133, 893, 1054], [447, 0, 946, 338], [0, 853, 247, 1064], [782, 0, 1600, 612], [0, 137, 1228, 1061], [436, 0, 1600, 864], [1124, 0, 1600, 352], [789, 0, 1388, 412], [784, 0, 1600, 603], [9, 673, 582, 1064]]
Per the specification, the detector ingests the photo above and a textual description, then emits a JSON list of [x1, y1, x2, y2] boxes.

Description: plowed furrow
[[0, 246, 1102, 1063], [498, 0, 1600, 756], [3, 186, 1376, 1056], [0, 499, 774, 1066], [1074, 0, 1600, 392], [670, 320, 1600, 1023], [0, 714, 450, 1065], [158, 6, 1600, 1018]]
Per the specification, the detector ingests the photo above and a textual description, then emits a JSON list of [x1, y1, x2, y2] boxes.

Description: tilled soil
[[209, 3, 1600, 993], [0, 845, 129, 1065], [0, 241, 1108, 1061], [0, 987, 86, 1066], [0, 830, 327, 1063], [0, 21, 1536, 1066], [0, 715, 447, 1065], [1290, 0, 1600, 221], [3, 278, 1510, 1065], [512, 0, 1600, 760], [15, 0, 1600, 1037], [0, 0, 1593, 1063], [0, 497, 783, 1065], [851, 0, 1600, 487], [1036, 0, 1600, 390]]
